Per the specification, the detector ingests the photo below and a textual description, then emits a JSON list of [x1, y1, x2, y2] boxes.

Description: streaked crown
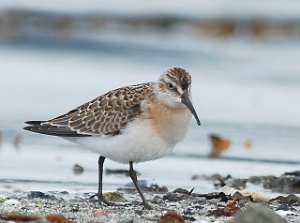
[[156, 67, 200, 125], [155, 67, 192, 108], [162, 67, 191, 91]]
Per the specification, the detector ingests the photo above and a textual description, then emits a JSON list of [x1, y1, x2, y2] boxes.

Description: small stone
[[270, 174, 300, 193], [285, 194, 300, 205], [73, 164, 84, 175], [231, 205, 287, 223], [147, 184, 168, 193], [226, 179, 247, 190], [276, 204, 289, 211], [103, 191, 127, 203], [248, 176, 262, 185], [28, 191, 46, 199], [190, 197, 207, 205], [173, 188, 193, 195], [46, 214, 73, 223], [194, 192, 227, 200], [28, 191, 56, 200], [151, 195, 164, 204], [271, 194, 300, 206], [163, 192, 188, 202], [159, 211, 185, 223]]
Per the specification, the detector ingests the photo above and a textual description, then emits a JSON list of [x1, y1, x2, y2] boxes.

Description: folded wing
[[24, 83, 152, 137]]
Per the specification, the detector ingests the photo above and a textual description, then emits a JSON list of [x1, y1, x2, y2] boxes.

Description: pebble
[[163, 192, 188, 202], [28, 191, 56, 200], [159, 211, 185, 223], [103, 191, 127, 203], [2, 199, 21, 211], [73, 164, 84, 175], [231, 205, 287, 223], [276, 204, 290, 211]]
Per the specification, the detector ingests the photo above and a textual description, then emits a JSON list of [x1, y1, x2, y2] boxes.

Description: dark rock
[[285, 194, 300, 205], [183, 208, 194, 215], [249, 173, 300, 194], [190, 197, 207, 205], [283, 171, 300, 176], [230, 192, 253, 207], [146, 184, 168, 193], [205, 174, 231, 188], [231, 205, 287, 223], [248, 176, 262, 185], [270, 194, 300, 206], [194, 192, 227, 200], [276, 204, 289, 211], [134, 210, 144, 216], [28, 191, 56, 200], [270, 174, 300, 193], [73, 164, 84, 175], [263, 176, 278, 189], [226, 179, 248, 190], [163, 192, 188, 202], [173, 188, 193, 195], [248, 175, 278, 187]]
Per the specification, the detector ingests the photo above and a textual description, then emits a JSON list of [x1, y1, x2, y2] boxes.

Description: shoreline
[[1, 183, 299, 223]]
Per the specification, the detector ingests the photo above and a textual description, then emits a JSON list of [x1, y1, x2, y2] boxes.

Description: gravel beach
[[1, 183, 299, 223]]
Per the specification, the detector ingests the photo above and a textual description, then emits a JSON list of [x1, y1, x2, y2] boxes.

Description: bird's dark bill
[[181, 92, 201, 126]]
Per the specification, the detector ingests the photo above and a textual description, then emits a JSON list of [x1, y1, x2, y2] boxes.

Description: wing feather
[[24, 83, 153, 137]]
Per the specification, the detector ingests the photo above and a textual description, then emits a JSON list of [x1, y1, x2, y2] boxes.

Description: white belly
[[71, 119, 175, 164]]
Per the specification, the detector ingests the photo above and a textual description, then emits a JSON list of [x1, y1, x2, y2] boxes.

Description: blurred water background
[[0, 0, 300, 195]]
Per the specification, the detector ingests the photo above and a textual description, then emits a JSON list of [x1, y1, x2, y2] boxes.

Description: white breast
[[72, 118, 174, 163]]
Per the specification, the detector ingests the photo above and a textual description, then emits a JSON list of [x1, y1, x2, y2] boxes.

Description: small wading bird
[[24, 67, 201, 209]]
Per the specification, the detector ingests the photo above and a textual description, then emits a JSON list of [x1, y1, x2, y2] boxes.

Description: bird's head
[[155, 67, 201, 126]]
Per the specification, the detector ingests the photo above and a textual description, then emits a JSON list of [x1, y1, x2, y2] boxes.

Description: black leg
[[97, 156, 106, 204], [128, 161, 151, 209]]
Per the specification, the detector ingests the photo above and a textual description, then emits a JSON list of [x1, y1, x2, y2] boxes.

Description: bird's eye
[[168, 83, 175, 90]]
